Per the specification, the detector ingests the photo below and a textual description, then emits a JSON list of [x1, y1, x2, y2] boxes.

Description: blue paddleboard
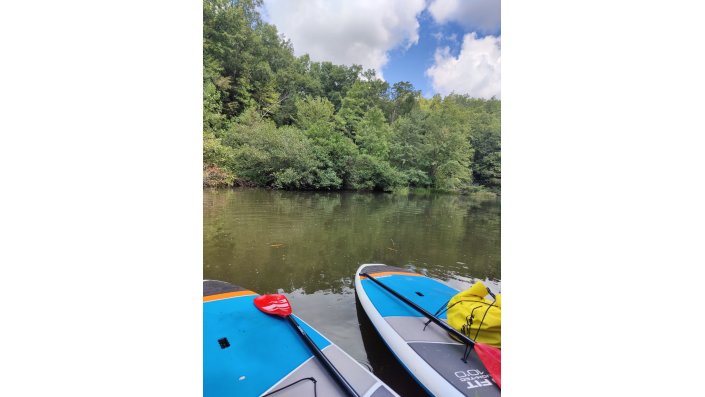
[[204, 280, 399, 397], [355, 264, 501, 397]]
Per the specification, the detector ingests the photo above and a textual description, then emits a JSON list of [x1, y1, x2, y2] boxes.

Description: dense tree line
[[203, 0, 500, 193]]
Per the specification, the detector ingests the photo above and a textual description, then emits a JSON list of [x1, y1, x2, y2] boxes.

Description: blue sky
[[383, 10, 467, 97], [262, 0, 501, 99]]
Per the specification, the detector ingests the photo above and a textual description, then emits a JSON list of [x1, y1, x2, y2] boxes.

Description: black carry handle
[[361, 272, 477, 348], [285, 316, 360, 397]]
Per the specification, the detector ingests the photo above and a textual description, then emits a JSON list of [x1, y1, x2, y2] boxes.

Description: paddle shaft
[[285, 316, 360, 397], [360, 272, 477, 347]]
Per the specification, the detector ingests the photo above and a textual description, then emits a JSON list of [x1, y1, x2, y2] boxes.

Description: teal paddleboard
[[204, 280, 399, 397], [355, 264, 501, 397]]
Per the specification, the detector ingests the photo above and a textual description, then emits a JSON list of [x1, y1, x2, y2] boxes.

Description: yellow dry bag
[[446, 281, 501, 348]]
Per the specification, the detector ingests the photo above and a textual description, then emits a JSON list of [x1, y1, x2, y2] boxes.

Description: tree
[[388, 81, 420, 123], [309, 61, 361, 110], [295, 96, 355, 189], [294, 96, 336, 130], [424, 97, 474, 191], [390, 110, 432, 187], [338, 73, 390, 136], [467, 99, 501, 188], [355, 107, 392, 160]]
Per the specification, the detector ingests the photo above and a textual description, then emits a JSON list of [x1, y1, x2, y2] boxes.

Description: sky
[[260, 0, 501, 99]]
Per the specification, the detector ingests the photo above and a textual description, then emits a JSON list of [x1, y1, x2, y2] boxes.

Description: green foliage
[[203, 129, 236, 187], [388, 81, 420, 122], [309, 61, 362, 111], [295, 96, 357, 188], [390, 110, 432, 187], [348, 154, 404, 192], [338, 75, 390, 136], [355, 107, 392, 160], [202, 1, 500, 193], [219, 109, 343, 189], [468, 100, 501, 189], [425, 97, 474, 190], [203, 79, 228, 134], [294, 96, 336, 130], [226, 117, 314, 188], [203, 130, 234, 167]]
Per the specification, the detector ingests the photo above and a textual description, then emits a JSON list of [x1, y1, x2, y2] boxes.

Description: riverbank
[[203, 181, 499, 201]]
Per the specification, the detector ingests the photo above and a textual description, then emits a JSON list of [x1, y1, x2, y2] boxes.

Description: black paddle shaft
[[285, 316, 360, 397], [360, 272, 477, 347]]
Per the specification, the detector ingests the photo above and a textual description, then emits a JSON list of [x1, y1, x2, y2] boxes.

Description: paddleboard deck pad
[[354, 264, 501, 397], [204, 280, 399, 397]]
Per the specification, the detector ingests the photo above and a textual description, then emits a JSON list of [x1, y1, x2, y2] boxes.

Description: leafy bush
[[349, 154, 404, 192]]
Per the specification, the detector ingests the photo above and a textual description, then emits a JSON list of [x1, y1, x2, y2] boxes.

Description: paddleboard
[[204, 279, 400, 397], [354, 264, 501, 397]]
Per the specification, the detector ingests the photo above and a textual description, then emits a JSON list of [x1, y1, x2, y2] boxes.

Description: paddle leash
[[254, 294, 360, 397], [360, 272, 501, 388]]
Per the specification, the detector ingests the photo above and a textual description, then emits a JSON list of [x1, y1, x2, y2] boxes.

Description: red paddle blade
[[253, 294, 292, 317], [475, 343, 501, 389]]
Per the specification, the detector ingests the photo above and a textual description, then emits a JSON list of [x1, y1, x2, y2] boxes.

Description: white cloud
[[428, 0, 500, 34], [262, 0, 426, 80], [426, 33, 501, 99]]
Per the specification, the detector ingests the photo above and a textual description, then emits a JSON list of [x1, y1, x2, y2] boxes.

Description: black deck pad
[[408, 342, 501, 397], [203, 280, 247, 297]]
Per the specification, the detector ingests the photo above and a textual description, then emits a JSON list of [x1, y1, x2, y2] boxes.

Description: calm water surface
[[204, 188, 500, 396]]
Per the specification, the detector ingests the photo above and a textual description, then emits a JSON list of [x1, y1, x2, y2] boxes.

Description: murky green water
[[204, 188, 500, 396]]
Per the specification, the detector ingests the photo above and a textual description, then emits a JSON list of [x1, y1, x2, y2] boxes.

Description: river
[[204, 188, 501, 396]]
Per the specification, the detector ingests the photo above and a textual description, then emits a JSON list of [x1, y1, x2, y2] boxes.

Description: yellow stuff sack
[[446, 281, 501, 348]]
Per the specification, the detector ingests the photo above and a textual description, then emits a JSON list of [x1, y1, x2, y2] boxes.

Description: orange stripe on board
[[203, 290, 257, 302], [360, 271, 423, 279]]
